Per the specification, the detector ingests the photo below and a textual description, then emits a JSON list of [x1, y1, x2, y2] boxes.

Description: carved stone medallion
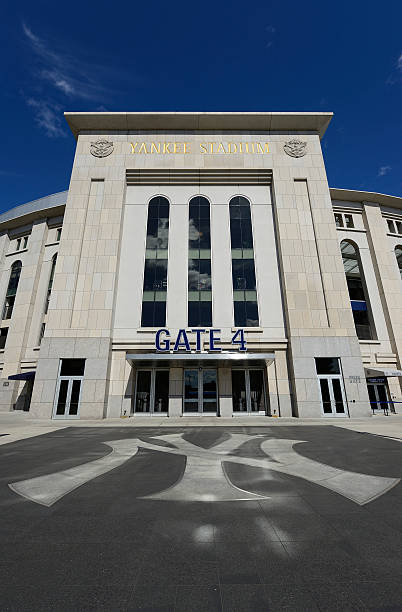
[[90, 140, 114, 158], [284, 138, 307, 158]]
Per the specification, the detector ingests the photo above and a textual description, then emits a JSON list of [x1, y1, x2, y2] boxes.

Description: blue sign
[[155, 329, 247, 353]]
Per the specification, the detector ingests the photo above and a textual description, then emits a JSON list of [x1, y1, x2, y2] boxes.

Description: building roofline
[[64, 111, 333, 140], [330, 188, 402, 210], [0, 191, 67, 232]]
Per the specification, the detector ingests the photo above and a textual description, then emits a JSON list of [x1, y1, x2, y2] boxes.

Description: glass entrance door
[[318, 377, 347, 416], [367, 383, 390, 412], [134, 370, 169, 414], [232, 369, 267, 414], [184, 369, 218, 414], [53, 359, 85, 419]]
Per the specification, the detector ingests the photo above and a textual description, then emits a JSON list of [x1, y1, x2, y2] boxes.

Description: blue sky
[[1, 0, 401, 212]]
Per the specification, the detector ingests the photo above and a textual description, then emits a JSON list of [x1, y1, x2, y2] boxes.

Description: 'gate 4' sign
[[155, 328, 247, 352]]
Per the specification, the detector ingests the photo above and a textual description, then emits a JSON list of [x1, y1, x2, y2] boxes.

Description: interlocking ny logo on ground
[[9, 433, 399, 507]]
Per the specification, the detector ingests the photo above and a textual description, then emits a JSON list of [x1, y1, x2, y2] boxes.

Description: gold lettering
[[150, 142, 161, 154], [208, 142, 214, 154], [238, 142, 243, 153], [256, 142, 270, 154], [163, 143, 172, 154], [200, 143, 208, 154], [216, 142, 226, 154], [184, 142, 190, 154], [174, 142, 182, 154], [228, 143, 237, 154], [130, 142, 138, 153], [138, 143, 148, 154]]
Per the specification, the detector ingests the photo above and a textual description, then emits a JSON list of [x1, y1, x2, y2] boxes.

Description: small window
[[2, 261, 22, 320], [334, 214, 343, 228], [56, 228, 62, 242], [60, 359, 85, 377], [344, 214, 354, 228], [0, 328, 8, 350], [387, 220, 396, 234], [315, 358, 340, 375], [23, 236, 28, 249], [396, 221, 402, 235], [39, 323, 46, 344], [16, 238, 22, 251]]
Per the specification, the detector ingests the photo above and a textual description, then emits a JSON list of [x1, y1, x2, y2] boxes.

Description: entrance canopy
[[8, 371, 35, 381], [126, 352, 275, 369], [365, 367, 402, 378]]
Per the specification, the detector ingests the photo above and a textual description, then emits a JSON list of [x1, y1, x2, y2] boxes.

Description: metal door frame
[[367, 382, 390, 411], [317, 374, 348, 417], [133, 368, 169, 416], [52, 372, 83, 420], [183, 368, 218, 415], [232, 367, 267, 415]]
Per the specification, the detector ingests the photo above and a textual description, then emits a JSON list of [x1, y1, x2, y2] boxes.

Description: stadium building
[[0, 111, 401, 419]]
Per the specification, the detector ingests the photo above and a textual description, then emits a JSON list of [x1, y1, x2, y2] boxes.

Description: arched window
[[340, 240, 374, 340], [395, 246, 402, 280], [188, 196, 212, 326], [141, 197, 170, 327], [229, 196, 259, 326], [2, 261, 22, 320], [45, 254, 57, 314]]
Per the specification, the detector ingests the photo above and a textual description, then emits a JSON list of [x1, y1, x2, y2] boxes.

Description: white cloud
[[21, 22, 109, 101], [378, 165, 392, 177], [26, 99, 66, 138], [265, 24, 276, 48], [398, 53, 402, 70]]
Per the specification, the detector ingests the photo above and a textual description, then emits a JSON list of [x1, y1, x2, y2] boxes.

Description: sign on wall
[[155, 329, 247, 352], [130, 142, 270, 155]]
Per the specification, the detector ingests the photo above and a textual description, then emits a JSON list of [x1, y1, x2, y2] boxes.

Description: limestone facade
[[0, 112, 400, 419]]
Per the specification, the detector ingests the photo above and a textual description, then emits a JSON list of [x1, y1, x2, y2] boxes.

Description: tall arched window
[[229, 196, 259, 326], [395, 246, 402, 280], [341, 240, 374, 340], [188, 196, 212, 326], [141, 196, 170, 327], [2, 261, 22, 320], [45, 254, 57, 314]]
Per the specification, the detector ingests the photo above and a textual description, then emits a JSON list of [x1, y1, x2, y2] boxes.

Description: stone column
[[267, 352, 292, 417], [168, 367, 183, 417], [218, 367, 232, 417]]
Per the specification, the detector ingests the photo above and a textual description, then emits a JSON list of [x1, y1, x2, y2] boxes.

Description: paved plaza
[[1, 422, 402, 611]]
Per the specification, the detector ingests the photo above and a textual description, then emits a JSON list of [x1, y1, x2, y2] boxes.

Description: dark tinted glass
[[60, 359, 85, 377], [6, 261, 22, 297], [315, 358, 340, 375], [230, 197, 253, 251], [56, 379, 69, 415], [188, 301, 212, 327], [154, 370, 169, 413], [69, 380, 81, 415], [232, 370, 247, 412], [143, 260, 167, 291], [232, 260, 256, 290], [141, 301, 166, 327]]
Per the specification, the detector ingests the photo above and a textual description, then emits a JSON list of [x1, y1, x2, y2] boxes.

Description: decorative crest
[[284, 138, 307, 158], [90, 140, 114, 158]]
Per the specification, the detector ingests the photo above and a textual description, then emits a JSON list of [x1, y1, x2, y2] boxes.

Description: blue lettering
[[155, 329, 170, 352], [231, 329, 247, 352], [174, 329, 191, 352], [191, 328, 205, 352], [209, 328, 222, 352]]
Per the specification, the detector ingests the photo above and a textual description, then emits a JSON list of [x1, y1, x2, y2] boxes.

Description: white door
[[53, 378, 82, 419], [318, 375, 348, 416]]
